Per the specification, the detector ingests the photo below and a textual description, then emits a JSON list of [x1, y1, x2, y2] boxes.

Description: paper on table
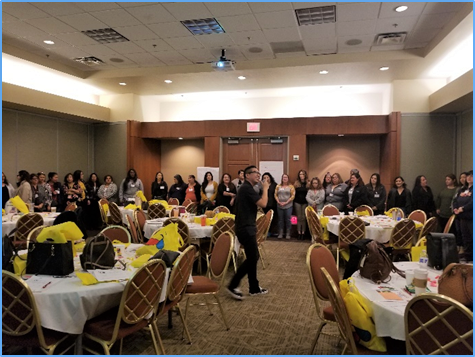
[[91, 269, 133, 282], [26, 276, 61, 293]]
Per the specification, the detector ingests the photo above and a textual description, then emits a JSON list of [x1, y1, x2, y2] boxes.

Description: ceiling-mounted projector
[[211, 49, 235, 71]]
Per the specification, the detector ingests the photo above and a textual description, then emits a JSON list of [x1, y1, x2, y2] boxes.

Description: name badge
[[177, 187, 181, 190], [35, 194, 39, 198], [329, 193, 334, 197], [189, 188, 194, 192], [279, 187, 285, 191], [226, 187, 230, 192], [160, 186, 165, 189], [131, 184, 135, 188], [374, 193, 380, 198]]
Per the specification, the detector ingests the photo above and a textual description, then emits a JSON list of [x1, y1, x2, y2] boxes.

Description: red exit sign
[[247, 122, 260, 132]]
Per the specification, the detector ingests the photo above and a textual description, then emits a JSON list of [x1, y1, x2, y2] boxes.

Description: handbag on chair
[[438, 263, 473, 307], [359, 241, 404, 284]]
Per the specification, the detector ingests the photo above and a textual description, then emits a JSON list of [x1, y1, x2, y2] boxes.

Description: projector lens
[[217, 62, 224, 67]]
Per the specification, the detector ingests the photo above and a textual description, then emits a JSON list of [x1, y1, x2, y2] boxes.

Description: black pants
[[460, 219, 473, 261], [229, 229, 260, 293]]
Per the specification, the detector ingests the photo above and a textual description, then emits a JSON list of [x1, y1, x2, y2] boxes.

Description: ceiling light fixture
[[119, 82, 126, 86], [238, 76, 246, 80], [43, 40, 55, 45], [181, 18, 225, 35], [178, 137, 183, 140], [319, 70, 329, 75], [338, 134, 344, 137], [379, 66, 390, 71], [395, 6, 408, 12], [164, 79, 172, 84]]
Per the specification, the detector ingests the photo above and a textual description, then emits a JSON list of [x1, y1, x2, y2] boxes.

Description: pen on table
[[42, 281, 52, 289]]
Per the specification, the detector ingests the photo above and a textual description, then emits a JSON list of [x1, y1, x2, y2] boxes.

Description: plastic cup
[[405, 270, 414, 286], [51, 207, 57, 213], [348, 211, 354, 216], [414, 269, 428, 295]]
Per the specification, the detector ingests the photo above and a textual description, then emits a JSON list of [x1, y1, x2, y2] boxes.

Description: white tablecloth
[[143, 219, 213, 240], [2, 212, 59, 236], [326, 215, 397, 243], [351, 261, 441, 341]]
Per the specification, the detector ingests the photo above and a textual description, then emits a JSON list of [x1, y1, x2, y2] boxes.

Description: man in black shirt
[[227, 165, 269, 299]]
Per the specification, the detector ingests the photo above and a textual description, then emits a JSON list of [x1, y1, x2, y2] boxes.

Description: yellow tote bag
[[151, 223, 184, 252], [10, 196, 29, 214], [136, 190, 147, 203]]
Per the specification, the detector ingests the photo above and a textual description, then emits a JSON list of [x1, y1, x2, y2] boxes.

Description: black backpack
[[426, 233, 459, 270], [80, 234, 116, 270]]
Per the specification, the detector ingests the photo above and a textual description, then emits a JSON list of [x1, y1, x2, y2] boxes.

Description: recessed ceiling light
[[319, 70, 329, 75], [379, 66, 390, 71], [178, 137, 183, 140], [164, 79, 172, 84], [119, 82, 126, 86], [395, 6, 408, 13], [338, 134, 344, 137], [43, 40, 55, 45], [238, 76, 246, 80]]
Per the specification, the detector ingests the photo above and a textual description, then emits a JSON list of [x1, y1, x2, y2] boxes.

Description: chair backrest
[[26, 225, 45, 245], [185, 202, 198, 214], [387, 207, 405, 218], [134, 209, 147, 242], [258, 209, 273, 246], [443, 215, 456, 234], [419, 216, 437, 240], [14, 214, 44, 243], [322, 204, 340, 217], [52, 210, 77, 226], [320, 267, 358, 355], [255, 214, 267, 246], [163, 217, 190, 250], [213, 205, 230, 214], [99, 198, 109, 206], [408, 209, 427, 224], [209, 232, 234, 285], [390, 219, 416, 249], [414, 237, 427, 247], [405, 293, 473, 355], [126, 214, 141, 243], [64, 202, 77, 211], [109, 202, 123, 225], [307, 243, 340, 302], [182, 199, 192, 208], [338, 216, 365, 245], [355, 205, 374, 216], [209, 217, 235, 253], [100, 225, 131, 244], [162, 246, 196, 306], [148, 203, 167, 219], [168, 198, 179, 206], [305, 206, 323, 243]]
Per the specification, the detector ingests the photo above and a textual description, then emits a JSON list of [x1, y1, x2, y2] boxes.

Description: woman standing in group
[[184, 175, 201, 203], [412, 175, 436, 218], [275, 174, 295, 239], [30, 174, 46, 212], [63, 173, 81, 206], [344, 173, 369, 214], [16, 170, 32, 205], [200, 171, 218, 211], [37, 172, 52, 212], [322, 172, 332, 191], [85, 173, 101, 229], [47, 172, 63, 211], [2, 172, 16, 209], [294, 170, 309, 240], [262, 172, 278, 235], [387, 176, 412, 215], [459, 172, 467, 189], [366, 173, 387, 215], [453, 170, 473, 263], [168, 174, 187, 204], [306, 177, 325, 211], [73, 170, 86, 205], [98, 175, 118, 203], [325, 173, 347, 211], [119, 168, 144, 205], [436, 174, 458, 232], [151, 171, 168, 200], [216, 173, 237, 212]]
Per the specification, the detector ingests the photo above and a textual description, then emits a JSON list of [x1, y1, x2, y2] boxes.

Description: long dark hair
[[87, 173, 101, 187], [414, 175, 426, 188], [310, 177, 323, 190], [322, 172, 331, 189], [64, 173, 73, 185], [369, 173, 382, 188], [174, 174, 184, 186], [2, 172, 10, 186], [154, 171, 164, 183], [18, 170, 30, 183], [392, 176, 407, 189], [294, 169, 309, 188], [262, 172, 276, 184], [123, 168, 138, 192], [351, 173, 364, 187], [201, 171, 213, 193], [73, 170, 83, 183]]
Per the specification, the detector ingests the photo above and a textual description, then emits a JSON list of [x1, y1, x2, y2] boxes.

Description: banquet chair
[[151, 246, 196, 354], [213, 205, 230, 214], [126, 215, 141, 243], [26, 225, 45, 245], [306, 244, 339, 354], [182, 199, 192, 208], [306, 206, 324, 244], [83, 259, 167, 355], [52, 211, 77, 226], [163, 217, 190, 251], [2, 270, 76, 355], [417, 216, 437, 241], [184, 232, 235, 331], [256, 209, 273, 270], [108, 202, 123, 226], [148, 203, 167, 219], [443, 215, 456, 234], [134, 209, 147, 243], [98, 198, 109, 226], [408, 209, 427, 225], [204, 210, 215, 218], [386, 207, 405, 219], [168, 198, 179, 206], [355, 205, 374, 216], [14, 213, 44, 249], [389, 219, 416, 261], [201, 216, 235, 273], [405, 293, 473, 355], [185, 202, 198, 214], [100, 225, 131, 244], [337, 216, 365, 269], [322, 204, 340, 217], [64, 202, 77, 211]]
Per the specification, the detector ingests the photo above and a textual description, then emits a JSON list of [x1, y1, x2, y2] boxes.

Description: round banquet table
[[351, 261, 441, 340], [143, 218, 213, 240], [2, 212, 59, 236]]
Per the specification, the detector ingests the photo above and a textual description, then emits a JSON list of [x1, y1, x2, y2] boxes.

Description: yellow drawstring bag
[[124, 204, 140, 210], [13, 254, 27, 276], [131, 254, 152, 268], [356, 210, 370, 217], [319, 216, 330, 241], [136, 190, 147, 203], [151, 223, 184, 252], [339, 278, 387, 352], [10, 196, 28, 214]]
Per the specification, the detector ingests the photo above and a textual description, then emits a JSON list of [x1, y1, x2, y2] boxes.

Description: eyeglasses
[[249, 171, 261, 175]]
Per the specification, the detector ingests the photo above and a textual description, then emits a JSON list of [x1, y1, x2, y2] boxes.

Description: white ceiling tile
[[117, 3, 153, 8], [164, 36, 204, 51], [73, 2, 121, 12], [293, 2, 336, 10], [125, 4, 177, 24], [178, 48, 215, 63], [25, 17, 78, 34], [406, 27, 439, 45], [413, 13, 456, 32], [23, 33, 71, 49], [76, 44, 119, 57], [57, 13, 108, 32], [338, 34, 375, 48], [422, 2, 465, 15], [123, 52, 165, 66], [215, 14, 261, 33], [370, 44, 405, 52], [379, 2, 426, 19], [53, 32, 99, 46], [32, 2, 84, 17], [2, 13, 19, 23], [134, 39, 174, 52], [227, 30, 267, 45], [299, 23, 336, 39], [147, 22, 193, 38], [263, 27, 301, 42], [238, 44, 275, 60], [337, 3, 380, 22], [248, 3, 293, 13], [48, 45, 93, 59], [196, 33, 234, 48], [91, 9, 142, 27], [336, 20, 376, 36], [338, 45, 371, 54], [2, 3, 50, 20], [162, 3, 213, 21], [105, 41, 146, 55], [209, 47, 246, 60], [153, 51, 193, 66], [3, 21, 46, 38], [404, 42, 428, 50], [375, 16, 419, 34], [255, 10, 298, 29], [205, 3, 252, 17], [302, 37, 337, 51], [113, 25, 158, 41], [275, 51, 307, 59]]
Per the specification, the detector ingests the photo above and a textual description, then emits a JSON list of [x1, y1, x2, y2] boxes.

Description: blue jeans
[[277, 206, 292, 235]]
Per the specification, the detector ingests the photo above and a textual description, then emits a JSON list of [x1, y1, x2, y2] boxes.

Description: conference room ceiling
[[2, 2, 472, 96]]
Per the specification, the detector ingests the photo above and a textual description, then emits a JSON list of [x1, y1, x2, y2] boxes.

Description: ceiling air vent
[[73, 56, 104, 66], [295, 5, 336, 26], [270, 41, 305, 54], [82, 28, 129, 44], [375, 32, 407, 45]]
